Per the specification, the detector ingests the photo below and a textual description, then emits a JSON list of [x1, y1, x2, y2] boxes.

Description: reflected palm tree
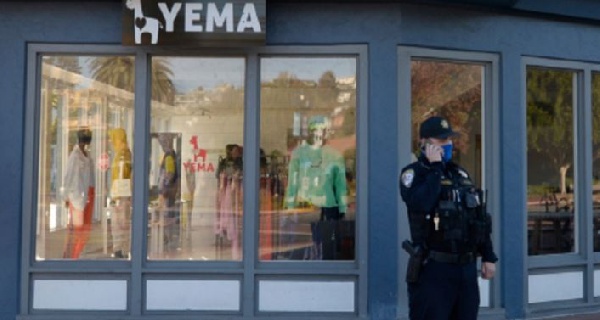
[[89, 57, 175, 105], [42, 57, 83, 144]]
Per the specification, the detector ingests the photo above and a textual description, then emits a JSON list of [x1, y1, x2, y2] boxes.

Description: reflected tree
[[591, 74, 600, 183], [261, 70, 355, 155], [42, 57, 82, 144], [317, 70, 339, 106], [262, 71, 344, 112], [526, 68, 573, 194], [411, 61, 482, 155], [89, 57, 175, 105]]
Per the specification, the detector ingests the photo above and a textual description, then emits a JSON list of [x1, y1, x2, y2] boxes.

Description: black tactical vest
[[410, 165, 490, 254]]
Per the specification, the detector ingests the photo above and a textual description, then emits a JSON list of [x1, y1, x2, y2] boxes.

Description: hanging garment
[[259, 176, 273, 260], [62, 145, 95, 259]]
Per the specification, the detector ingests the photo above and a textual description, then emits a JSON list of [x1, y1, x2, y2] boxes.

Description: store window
[[410, 59, 483, 187], [35, 55, 135, 260], [526, 67, 576, 256], [402, 53, 496, 309], [27, 45, 366, 317], [259, 57, 357, 261], [148, 57, 245, 261]]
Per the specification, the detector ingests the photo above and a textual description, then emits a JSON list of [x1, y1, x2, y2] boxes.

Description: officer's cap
[[419, 116, 458, 139]]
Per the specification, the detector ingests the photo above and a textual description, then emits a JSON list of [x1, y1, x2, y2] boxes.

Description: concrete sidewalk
[[540, 313, 600, 320]]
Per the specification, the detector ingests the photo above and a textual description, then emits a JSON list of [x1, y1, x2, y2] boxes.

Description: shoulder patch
[[441, 179, 452, 185], [401, 169, 415, 188]]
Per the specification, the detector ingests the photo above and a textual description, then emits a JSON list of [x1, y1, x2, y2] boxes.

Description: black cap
[[419, 116, 458, 139]]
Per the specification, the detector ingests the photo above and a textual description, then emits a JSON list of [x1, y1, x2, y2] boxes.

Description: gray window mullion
[[21, 45, 42, 316], [130, 51, 150, 316], [242, 52, 259, 317], [356, 46, 369, 318], [581, 68, 594, 303], [485, 58, 502, 310]]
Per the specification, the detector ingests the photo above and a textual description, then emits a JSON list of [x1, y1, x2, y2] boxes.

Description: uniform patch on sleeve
[[458, 169, 472, 184], [401, 169, 415, 188]]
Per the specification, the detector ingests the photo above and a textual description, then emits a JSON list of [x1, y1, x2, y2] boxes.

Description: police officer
[[400, 116, 497, 320]]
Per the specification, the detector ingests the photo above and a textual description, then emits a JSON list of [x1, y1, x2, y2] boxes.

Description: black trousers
[[408, 260, 480, 320]]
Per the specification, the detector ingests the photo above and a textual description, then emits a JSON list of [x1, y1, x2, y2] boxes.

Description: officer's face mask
[[441, 142, 453, 163]]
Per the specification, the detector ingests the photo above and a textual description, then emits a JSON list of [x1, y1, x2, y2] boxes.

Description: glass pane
[[148, 57, 245, 260], [592, 72, 600, 252], [36, 56, 135, 260], [410, 60, 484, 187], [526, 67, 576, 256], [259, 57, 357, 261]]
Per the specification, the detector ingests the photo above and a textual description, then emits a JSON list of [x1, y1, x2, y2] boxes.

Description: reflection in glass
[[411, 60, 483, 187], [148, 57, 245, 260], [259, 58, 357, 261], [592, 72, 600, 252], [36, 56, 135, 260], [526, 67, 576, 256]]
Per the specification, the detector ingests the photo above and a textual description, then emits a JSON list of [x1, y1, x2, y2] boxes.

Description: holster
[[406, 254, 424, 283], [402, 240, 424, 283]]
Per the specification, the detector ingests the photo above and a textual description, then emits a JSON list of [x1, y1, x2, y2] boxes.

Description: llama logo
[[125, 0, 164, 44]]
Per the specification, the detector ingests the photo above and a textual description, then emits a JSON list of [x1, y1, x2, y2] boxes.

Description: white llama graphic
[[125, 0, 163, 44]]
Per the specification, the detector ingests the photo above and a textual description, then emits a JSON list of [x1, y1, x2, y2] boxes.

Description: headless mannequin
[[286, 116, 348, 259], [157, 133, 180, 254], [286, 116, 347, 217], [109, 128, 132, 259]]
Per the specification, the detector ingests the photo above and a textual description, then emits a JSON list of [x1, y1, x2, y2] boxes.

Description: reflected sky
[[261, 57, 356, 82], [169, 57, 245, 92], [171, 57, 356, 91], [63, 56, 357, 93]]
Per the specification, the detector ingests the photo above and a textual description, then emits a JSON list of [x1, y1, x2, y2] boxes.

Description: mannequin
[[286, 115, 348, 217], [157, 133, 180, 253], [109, 128, 132, 259], [286, 116, 348, 259], [62, 128, 95, 259]]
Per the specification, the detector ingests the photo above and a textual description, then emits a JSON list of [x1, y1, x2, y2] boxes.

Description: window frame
[[522, 56, 600, 309], [397, 46, 501, 315], [21, 44, 368, 318]]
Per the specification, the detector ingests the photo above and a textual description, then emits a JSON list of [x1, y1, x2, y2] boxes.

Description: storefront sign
[[122, 0, 265, 46]]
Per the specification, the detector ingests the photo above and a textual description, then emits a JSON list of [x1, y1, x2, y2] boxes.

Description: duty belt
[[428, 251, 475, 264]]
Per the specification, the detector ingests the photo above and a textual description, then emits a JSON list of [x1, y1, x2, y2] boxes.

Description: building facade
[[3, 0, 600, 319]]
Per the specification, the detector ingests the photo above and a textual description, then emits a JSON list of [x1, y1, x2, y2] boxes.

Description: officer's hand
[[481, 262, 496, 279], [425, 144, 443, 163]]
